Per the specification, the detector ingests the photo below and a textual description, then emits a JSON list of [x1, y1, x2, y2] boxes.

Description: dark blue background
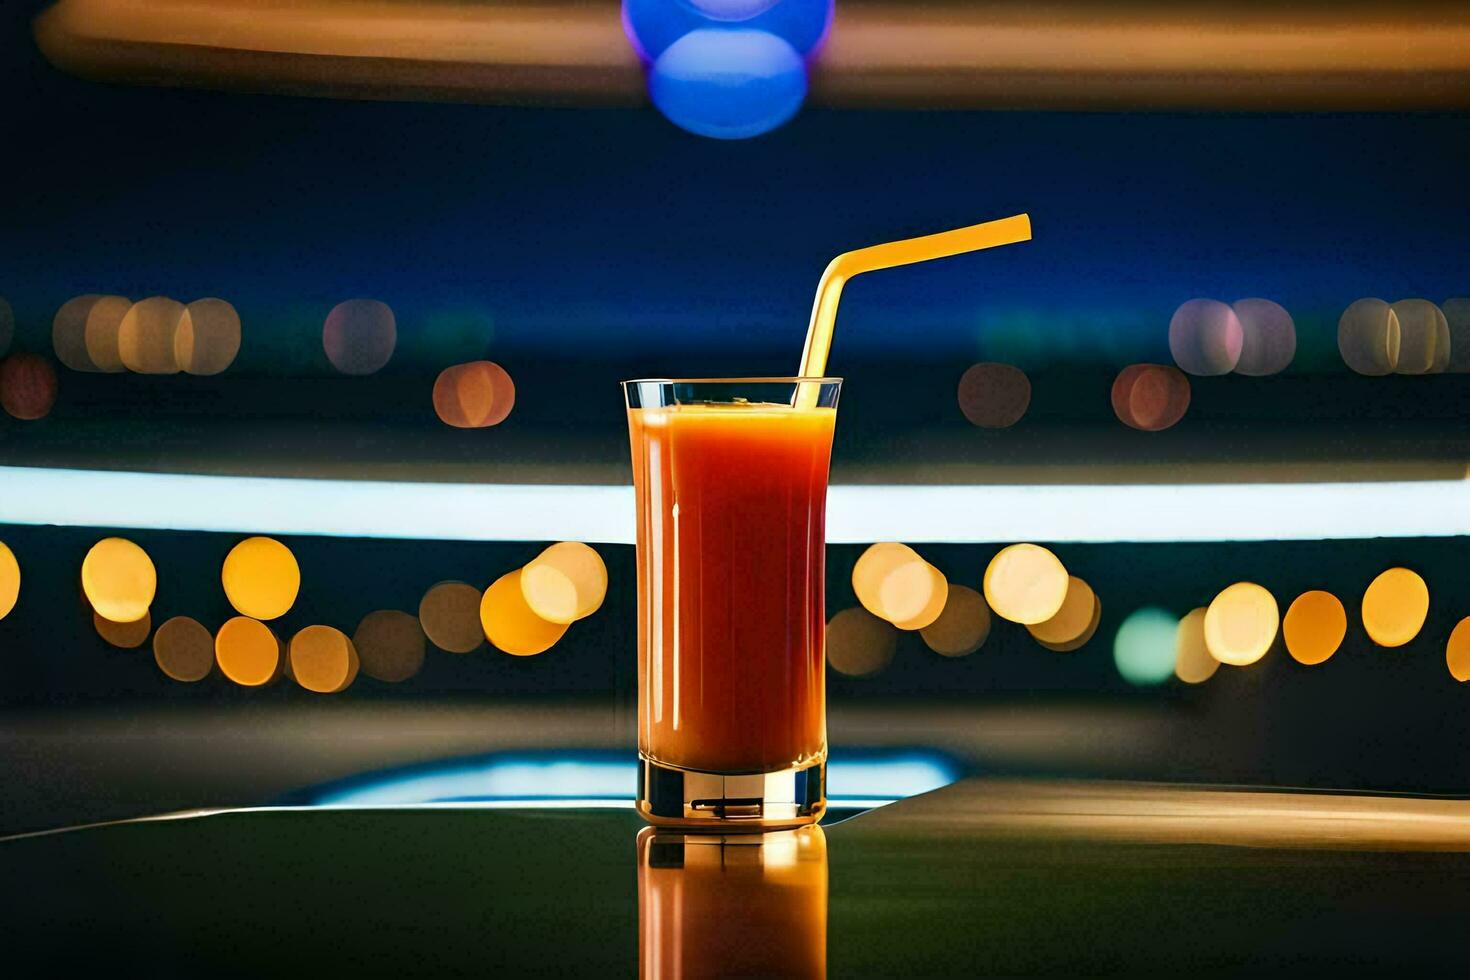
[[2, 4, 1467, 373]]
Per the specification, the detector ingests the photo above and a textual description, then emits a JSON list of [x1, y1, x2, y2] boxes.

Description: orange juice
[[625, 380, 839, 801]]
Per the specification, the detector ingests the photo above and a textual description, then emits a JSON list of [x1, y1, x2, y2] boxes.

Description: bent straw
[[798, 213, 1033, 381]]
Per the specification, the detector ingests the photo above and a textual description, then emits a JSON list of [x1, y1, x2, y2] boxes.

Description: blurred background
[[2, 0, 1469, 836]]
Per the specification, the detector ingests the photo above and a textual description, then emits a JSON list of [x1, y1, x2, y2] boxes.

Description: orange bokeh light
[[1282, 590, 1347, 666], [432, 360, 516, 428], [215, 616, 281, 686], [480, 569, 567, 656], [1361, 567, 1429, 648]]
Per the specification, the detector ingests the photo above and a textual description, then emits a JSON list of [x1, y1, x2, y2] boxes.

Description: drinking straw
[[798, 213, 1032, 381]]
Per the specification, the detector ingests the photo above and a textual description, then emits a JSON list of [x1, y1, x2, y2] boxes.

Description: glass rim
[[621, 376, 842, 386]]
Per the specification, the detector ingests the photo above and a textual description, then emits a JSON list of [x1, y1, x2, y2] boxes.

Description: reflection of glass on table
[[637, 825, 828, 980]]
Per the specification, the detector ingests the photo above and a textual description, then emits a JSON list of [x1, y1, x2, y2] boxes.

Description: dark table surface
[[6, 778, 1470, 976]]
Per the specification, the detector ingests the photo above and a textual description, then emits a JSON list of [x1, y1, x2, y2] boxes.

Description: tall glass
[[624, 378, 841, 831]]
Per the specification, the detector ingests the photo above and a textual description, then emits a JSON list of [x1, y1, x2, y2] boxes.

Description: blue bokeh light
[[624, 0, 832, 60], [649, 29, 807, 140], [684, 0, 782, 21]]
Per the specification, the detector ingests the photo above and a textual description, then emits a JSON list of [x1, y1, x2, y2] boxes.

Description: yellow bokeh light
[[1446, 618, 1470, 682], [521, 542, 608, 624], [983, 543, 1068, 625], [176, 298, 241, 376], [1282, 590, 1347, 665], [81, 537, 156, 624], [481, 569, 567, 656], [1361, 567, 1429, 648], [1026, 576, 1096, 647], [1204, 582, 1279, 666], [1173, 607, 1218, 684], [153, 616, 214, 682], [891, 562, 948, 631], [289, 624, 359, 693], [221, 536, 300, 620], [215, 616, 281, 686], [1034, 596, 1102, 652], [354, 609, 426, 682], [919, 584, 991, 657], [82, 294, 132, 373], [826, 606, 897, 677], [0, 541, 18, 620], [118, 296, 186, 374], [94, 608, 151, 649], [419, 581, 484, 653], [852, 543, 930, 623]]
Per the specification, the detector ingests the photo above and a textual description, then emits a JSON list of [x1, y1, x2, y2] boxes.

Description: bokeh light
[[623, 0, 831, 60], [1282, 590, 1347, 666], [153, 616, 214, 682], [221, 536, 300, 620], [688, 0, 781, 19], [419, 581, 485, 653], [1169, 298, 1243, 376], [353, 610, 426, 683], [0, 541, 19, 620], [1034, 595, 1102, 652], [480, 569, 568, 656], [852, 543, 947, 627], [983, 543, 1068, 625], [1338, 298, 1399, 376], [1446, 618, 1470, 682], [289, 625, 359, 693], [1204, 582, 1279, 666], [1111, 363, 1190, 431], [82, 294, 132, 373], [0, 296, 10, 357], [324, 298, 396, 375], [94, 609, 151, 649], [1173, 607, 1218, 684], [215, 616, 280, 687], [1361, 567, 1429, 648], [892, 563, 949, 631], [956, 362, 1030, 428], [0, 353, 59, 421], [1445, 298, 1470, 372], [176, 298, 241, 376], [521, 542, 608, 624], [52, 294, 102, 371], [1232, 298, 1296, 376], [825, 606, 897, 678], [81, 537, 156, 624], [118, 296, 186, 374], [649, 29, 806, 140], [852, 542, 919, 616], [432, 360, 516, 428], [1113, 607, 1178, 686], [919, 584, 990, 657], [1389, 299, 1450, 374], [1026, 575, 1096, 648]]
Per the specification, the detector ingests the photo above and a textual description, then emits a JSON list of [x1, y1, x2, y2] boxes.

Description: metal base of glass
[[636, 756, 827, 832]]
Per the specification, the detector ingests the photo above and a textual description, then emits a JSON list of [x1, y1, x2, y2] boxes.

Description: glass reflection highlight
[[638, 825, 827, 980]]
